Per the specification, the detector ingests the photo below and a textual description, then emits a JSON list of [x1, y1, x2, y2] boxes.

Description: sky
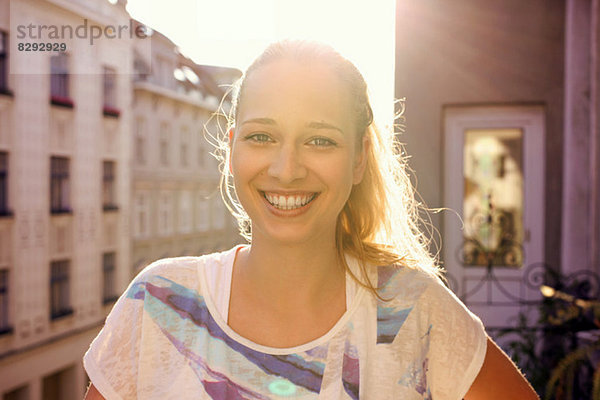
[[126, 0, 396, 125]]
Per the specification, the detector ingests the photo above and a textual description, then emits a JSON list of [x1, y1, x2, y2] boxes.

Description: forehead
[[237, 59, 354, 131]]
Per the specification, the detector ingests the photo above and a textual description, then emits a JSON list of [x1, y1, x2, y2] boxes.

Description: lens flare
[[268, 379, 297, 396]]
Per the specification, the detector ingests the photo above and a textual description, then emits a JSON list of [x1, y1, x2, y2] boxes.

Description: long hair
[[209, 40, 441, 298]]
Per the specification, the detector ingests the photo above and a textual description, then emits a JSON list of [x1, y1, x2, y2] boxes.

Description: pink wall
[[394, 0, 566, 270]]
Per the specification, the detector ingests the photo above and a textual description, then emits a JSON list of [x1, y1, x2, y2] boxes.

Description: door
[[443, 105, 545, 330]]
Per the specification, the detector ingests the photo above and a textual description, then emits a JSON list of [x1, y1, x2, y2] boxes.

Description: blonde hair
[[210, 40, 441, 298]]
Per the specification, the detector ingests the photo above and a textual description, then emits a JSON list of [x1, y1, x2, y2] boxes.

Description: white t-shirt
[[84, 245, 487, 399]]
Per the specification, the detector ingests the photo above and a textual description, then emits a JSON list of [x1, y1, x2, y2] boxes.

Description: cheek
[[314, 154, 356, 195], [333, 154, 357, 180], [230, 146, 269, 201], [230, 147, 247, 194], [231, 145, 259, 177]]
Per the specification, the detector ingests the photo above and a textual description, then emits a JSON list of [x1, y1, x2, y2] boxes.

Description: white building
[[0, 0, 243, 398], [0, 0, 133, 396], [130, 29, 241, 274], [0, 0, 133, 397]]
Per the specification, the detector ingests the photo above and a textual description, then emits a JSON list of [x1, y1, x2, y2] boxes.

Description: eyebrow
[[240, 117, 277, 126], [241, 118, 344, 134], [306, 121, 344, 134]]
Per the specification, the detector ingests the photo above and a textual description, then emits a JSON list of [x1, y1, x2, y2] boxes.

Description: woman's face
[[230, 59, 368, 246]]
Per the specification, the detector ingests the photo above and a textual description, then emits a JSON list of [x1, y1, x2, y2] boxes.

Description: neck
[[235, 231, 345, 306]]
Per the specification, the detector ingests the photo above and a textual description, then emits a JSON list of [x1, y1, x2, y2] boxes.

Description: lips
[[261, 191, 318, 211]]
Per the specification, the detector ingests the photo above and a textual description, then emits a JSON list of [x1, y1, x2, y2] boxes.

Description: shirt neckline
[[198, 244, 366, 355]]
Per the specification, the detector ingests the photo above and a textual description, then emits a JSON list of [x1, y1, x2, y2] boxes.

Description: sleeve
[[83, 270, 150, 400], [423, 278, 488, 400]]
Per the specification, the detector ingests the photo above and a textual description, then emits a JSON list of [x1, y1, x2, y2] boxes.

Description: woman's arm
[[465, 337, 539, 399], [83, 384, 106, 400]]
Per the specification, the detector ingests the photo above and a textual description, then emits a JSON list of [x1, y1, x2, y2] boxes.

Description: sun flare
[[126, 0, 396, 126]]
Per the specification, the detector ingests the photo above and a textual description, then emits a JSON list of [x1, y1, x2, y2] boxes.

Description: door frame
[[442, 105, 545, 325]]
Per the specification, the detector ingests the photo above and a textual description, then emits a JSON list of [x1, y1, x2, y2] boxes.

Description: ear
[[228, 128, 234, 144], [352, 135, 370, 185]]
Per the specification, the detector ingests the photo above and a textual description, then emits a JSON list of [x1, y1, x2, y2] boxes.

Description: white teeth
[[263, 192, 316, 210]]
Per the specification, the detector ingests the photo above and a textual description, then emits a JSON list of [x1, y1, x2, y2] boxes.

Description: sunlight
[[127, 0, 396, 125]]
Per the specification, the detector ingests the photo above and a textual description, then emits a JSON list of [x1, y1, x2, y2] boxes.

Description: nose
[[267, 144, 307, 183]]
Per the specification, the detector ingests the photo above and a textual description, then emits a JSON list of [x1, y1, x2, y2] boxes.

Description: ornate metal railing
[[446, 199, 600, 398], [448, 199, 600, 308]]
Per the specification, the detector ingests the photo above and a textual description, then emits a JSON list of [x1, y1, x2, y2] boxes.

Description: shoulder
[[373, 264, 478, 332], [376, 264, 446, 305], [138, 256, 199, 278], [375, 265, 485, 347], [376, 264, 479, 320], [137, 247, 239, 280], [128, 246, 241, 299]]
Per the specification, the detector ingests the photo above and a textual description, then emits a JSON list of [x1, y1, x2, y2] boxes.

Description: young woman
[[84, 40, 539, 399]]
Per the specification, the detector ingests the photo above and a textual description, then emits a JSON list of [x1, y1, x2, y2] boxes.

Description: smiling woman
[[229, 58, 365, 249], [83, 40, 538, 399]]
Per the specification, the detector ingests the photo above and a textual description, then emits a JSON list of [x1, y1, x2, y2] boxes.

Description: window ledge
[[50, 208, 72, 215], [0, 210, 13, 218], [50, 95, 75, 109], [103, 204, 119, 212], [50, 308, 74, 321], [0, 87, 13, 97], [102, 296, 118, 305], [463, 264, 523, 269], [103, 105, 121, 118], [0, 326, 14, 336]]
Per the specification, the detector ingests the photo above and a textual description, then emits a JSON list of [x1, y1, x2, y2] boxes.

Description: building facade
[[130, 30, 241, 275], [0, 0, 133, 398], [394, 0, 599, 330], [0, 0, 241, 399]]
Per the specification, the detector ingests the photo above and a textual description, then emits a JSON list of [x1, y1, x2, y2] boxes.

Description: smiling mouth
[[261, 192, 318, 210]]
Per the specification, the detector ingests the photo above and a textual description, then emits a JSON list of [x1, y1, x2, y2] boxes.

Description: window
[[0, 31, 9, 93], [50, 260, 72, 319], [443, 106, 545, 273], [158, 192, 173, 236], [50, 156, 70, 213], [134, 56, 149, 81], [180, 127, 189, 167], [50, 53, 72, 107], [3, 384, 29, 400], [0, 152, 9, 216], [463, 128, 524, 267], [196, 192, 209, 232], [0, 269, 10, 334], [134, 191, 151, 238], [197, 130, 206, 168], [102, 252, 117, 303], [155, 56, 172, 88], [102, 161, 117, 210], [212, 197, 226, 230], [178, 191, 192, 234], [103, 66, 116, 107], [134, 117, 146, 165], [442, 105, 545, 328], [160, 123, 170, 166], [103, 66, 119, 117], [155, 57, 165, 86], [42, 365, 76, 400]]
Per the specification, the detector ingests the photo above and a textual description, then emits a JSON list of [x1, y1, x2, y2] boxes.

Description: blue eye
[[308, 137, 336, 147]]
